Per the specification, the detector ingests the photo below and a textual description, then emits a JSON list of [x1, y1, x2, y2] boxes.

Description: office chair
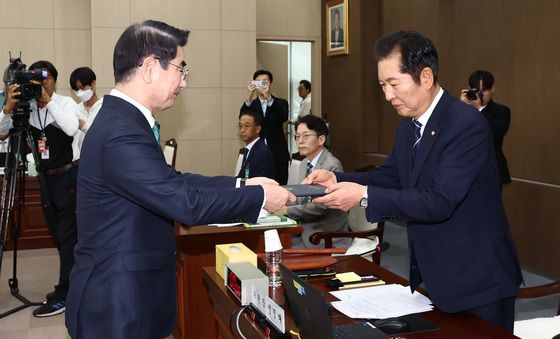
[[163, 138, 178, 168], [308, 207, 385, 264], [514, 280, 560, 338]]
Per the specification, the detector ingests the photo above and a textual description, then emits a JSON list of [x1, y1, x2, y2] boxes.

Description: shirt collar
[[415, 87, 444, 135], [110, 88, 155, 128], [308, 148, 324, 168], [245, 137, 260, 152], [259, 96, 274, 107]]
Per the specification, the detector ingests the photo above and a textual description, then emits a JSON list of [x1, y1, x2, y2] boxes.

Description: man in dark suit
[[330, 8, 344, 48], [65, 20, 294, 339], [461, 70, 512, 187], [240, 70, 290, 184], [308, 31, 522, 332], [237, 110, 275, 179]]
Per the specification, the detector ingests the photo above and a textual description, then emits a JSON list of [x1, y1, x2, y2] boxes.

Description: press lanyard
[[37, 108, 50, 159]]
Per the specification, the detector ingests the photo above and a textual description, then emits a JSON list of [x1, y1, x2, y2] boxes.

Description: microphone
[[304, 241, 390, 281]]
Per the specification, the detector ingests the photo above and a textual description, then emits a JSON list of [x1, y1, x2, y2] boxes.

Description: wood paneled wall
[[322, 0, 560, 278]]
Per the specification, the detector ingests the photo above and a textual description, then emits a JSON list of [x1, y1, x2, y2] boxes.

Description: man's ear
[[318, 134, 326, 146], [420, 67, 435, 89], [140, 56, 158, 84], [256, 125, 262, 135]]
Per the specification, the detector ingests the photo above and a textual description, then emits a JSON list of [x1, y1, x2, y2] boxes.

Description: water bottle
[[265, 248, 282, 287], [264, 229, 283, 287]]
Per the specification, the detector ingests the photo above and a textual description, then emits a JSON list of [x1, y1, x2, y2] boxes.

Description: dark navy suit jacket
[[481, 100, 511, 185], [237, 137, 275, 179], [66, 95, 264, 339], [337, 90, 522, 313]]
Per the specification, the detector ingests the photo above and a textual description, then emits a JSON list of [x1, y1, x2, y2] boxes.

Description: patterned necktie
[[152, 121, 160, 143], [241, 148, 249, 178], [412, 120, 422, 158], [304, 162, 313, 203], [306, 162, 313, 176]]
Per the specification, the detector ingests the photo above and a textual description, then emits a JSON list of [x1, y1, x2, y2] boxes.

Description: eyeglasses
[[294, 132, 319, 141], [167, 61, 189, 80], [154, 57, 189, 80], [238, 123, 256, 130]]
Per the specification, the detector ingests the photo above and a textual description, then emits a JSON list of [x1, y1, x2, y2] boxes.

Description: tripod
[[0, 107, 43, 318]]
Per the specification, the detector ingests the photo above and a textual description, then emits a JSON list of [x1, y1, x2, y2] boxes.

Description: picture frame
[[326, 0, 349, 56]]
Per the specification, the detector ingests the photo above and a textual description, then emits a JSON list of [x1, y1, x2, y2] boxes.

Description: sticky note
[[335, 272, 361, 283]]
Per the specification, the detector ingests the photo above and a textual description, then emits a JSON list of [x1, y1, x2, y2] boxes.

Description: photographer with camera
[[0, 60, 80, 317], [460, 70, 512, 187], [241, 70, 290, 184]]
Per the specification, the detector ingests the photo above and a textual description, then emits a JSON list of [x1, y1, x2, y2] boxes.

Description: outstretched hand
[[312, 182, 366, 211], [303, 169, 336, 186], [262, 184, 296, 213]]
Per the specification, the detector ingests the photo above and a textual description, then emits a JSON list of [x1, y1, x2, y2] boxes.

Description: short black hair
[[374, 31, 439, 85], [113, 20, 190, 84], [299, 80, 311, 92], [240, 110, 263, 126], [29, 60, 58, 82], [253, 70, 273, 83], [468, 70, 494, 90], [69, 67, 97, 91], [296, 114, 329, 136]]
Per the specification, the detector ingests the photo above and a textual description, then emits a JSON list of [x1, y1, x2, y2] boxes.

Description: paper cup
[[264, 229, 283, 252]]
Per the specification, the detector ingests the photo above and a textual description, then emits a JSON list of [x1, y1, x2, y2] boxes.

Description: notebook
[[280, 264, 388, 339]]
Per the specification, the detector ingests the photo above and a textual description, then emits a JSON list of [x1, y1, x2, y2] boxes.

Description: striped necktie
[[304, 162, 314, 203], [306, 162, 313, 176], [152, 121, 160, 143], [412, 120, 422, 158]]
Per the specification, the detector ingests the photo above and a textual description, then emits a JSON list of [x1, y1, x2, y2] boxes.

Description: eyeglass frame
[[152, 57, 189, 80], [294, 132, 320, 141]]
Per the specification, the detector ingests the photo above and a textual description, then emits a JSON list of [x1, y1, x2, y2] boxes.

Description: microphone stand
[[304, 242, 390, 281]]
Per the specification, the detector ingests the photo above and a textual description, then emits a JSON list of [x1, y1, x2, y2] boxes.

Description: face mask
[[75, 88, 94, 102]]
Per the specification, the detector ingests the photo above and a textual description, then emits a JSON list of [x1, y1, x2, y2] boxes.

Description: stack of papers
[[330, 284, 433, 319]]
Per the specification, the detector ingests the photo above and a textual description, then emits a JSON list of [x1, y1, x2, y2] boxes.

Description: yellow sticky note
[[335, 272, 361, 283]]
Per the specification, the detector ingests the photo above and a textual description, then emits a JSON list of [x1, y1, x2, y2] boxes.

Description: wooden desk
[[203, 257, 517, 339], [174, 224, 302, 339], [2, 176, 54, 250]]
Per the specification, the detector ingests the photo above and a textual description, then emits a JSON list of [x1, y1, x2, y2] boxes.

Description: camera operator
[[460, 70, 512, 187], [0, 60, 80, 317]]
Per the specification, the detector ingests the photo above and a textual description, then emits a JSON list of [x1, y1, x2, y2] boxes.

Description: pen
[[360, 275, 379, 282]]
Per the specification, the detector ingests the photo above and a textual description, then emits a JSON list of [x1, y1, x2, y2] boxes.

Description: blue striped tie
[[412, 120, 422, 158]]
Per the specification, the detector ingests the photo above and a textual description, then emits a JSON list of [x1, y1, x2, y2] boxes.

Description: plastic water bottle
[[264, 229, 283, 287], [266, 248, 283, 287]]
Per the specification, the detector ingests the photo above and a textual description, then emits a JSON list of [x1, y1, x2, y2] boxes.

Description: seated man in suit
[[279, 115, 349, 248], [237, 110, 275, 179]]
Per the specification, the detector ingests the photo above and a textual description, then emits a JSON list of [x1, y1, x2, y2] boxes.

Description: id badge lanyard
[[37, 108, 50, 160]]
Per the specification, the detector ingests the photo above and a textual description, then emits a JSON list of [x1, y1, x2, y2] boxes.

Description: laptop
[[280, 264, 388, 339]]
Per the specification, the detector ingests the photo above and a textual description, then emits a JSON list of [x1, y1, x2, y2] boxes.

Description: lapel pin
[[431, 131, 436, 136]]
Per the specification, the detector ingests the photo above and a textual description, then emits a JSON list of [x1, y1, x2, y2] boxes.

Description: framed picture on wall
[[326, 0, 349, 56]]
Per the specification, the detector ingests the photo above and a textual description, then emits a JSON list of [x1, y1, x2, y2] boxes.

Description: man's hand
[[245, 80, 257, 102], [312, 182, 366, 211], [460, 88, 483, 110], [303, 169, 337, 186], [2, 84, 20, 114], [246, 177, 278, 186], [262, 184, 296, 213]]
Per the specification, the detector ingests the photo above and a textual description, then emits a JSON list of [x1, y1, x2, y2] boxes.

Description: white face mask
[[75, 88, 94, 102]]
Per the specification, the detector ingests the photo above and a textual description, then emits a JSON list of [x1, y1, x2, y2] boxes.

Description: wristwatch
[[240, 178, 247, 187], [359, 197, 368, 208]]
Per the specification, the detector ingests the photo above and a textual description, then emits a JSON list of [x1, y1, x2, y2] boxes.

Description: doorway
[[257, 40, 312, 155]]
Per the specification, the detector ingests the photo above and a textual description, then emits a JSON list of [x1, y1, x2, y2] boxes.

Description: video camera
[[3, 55, 47, 101], [2, 54, 47, 125]]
